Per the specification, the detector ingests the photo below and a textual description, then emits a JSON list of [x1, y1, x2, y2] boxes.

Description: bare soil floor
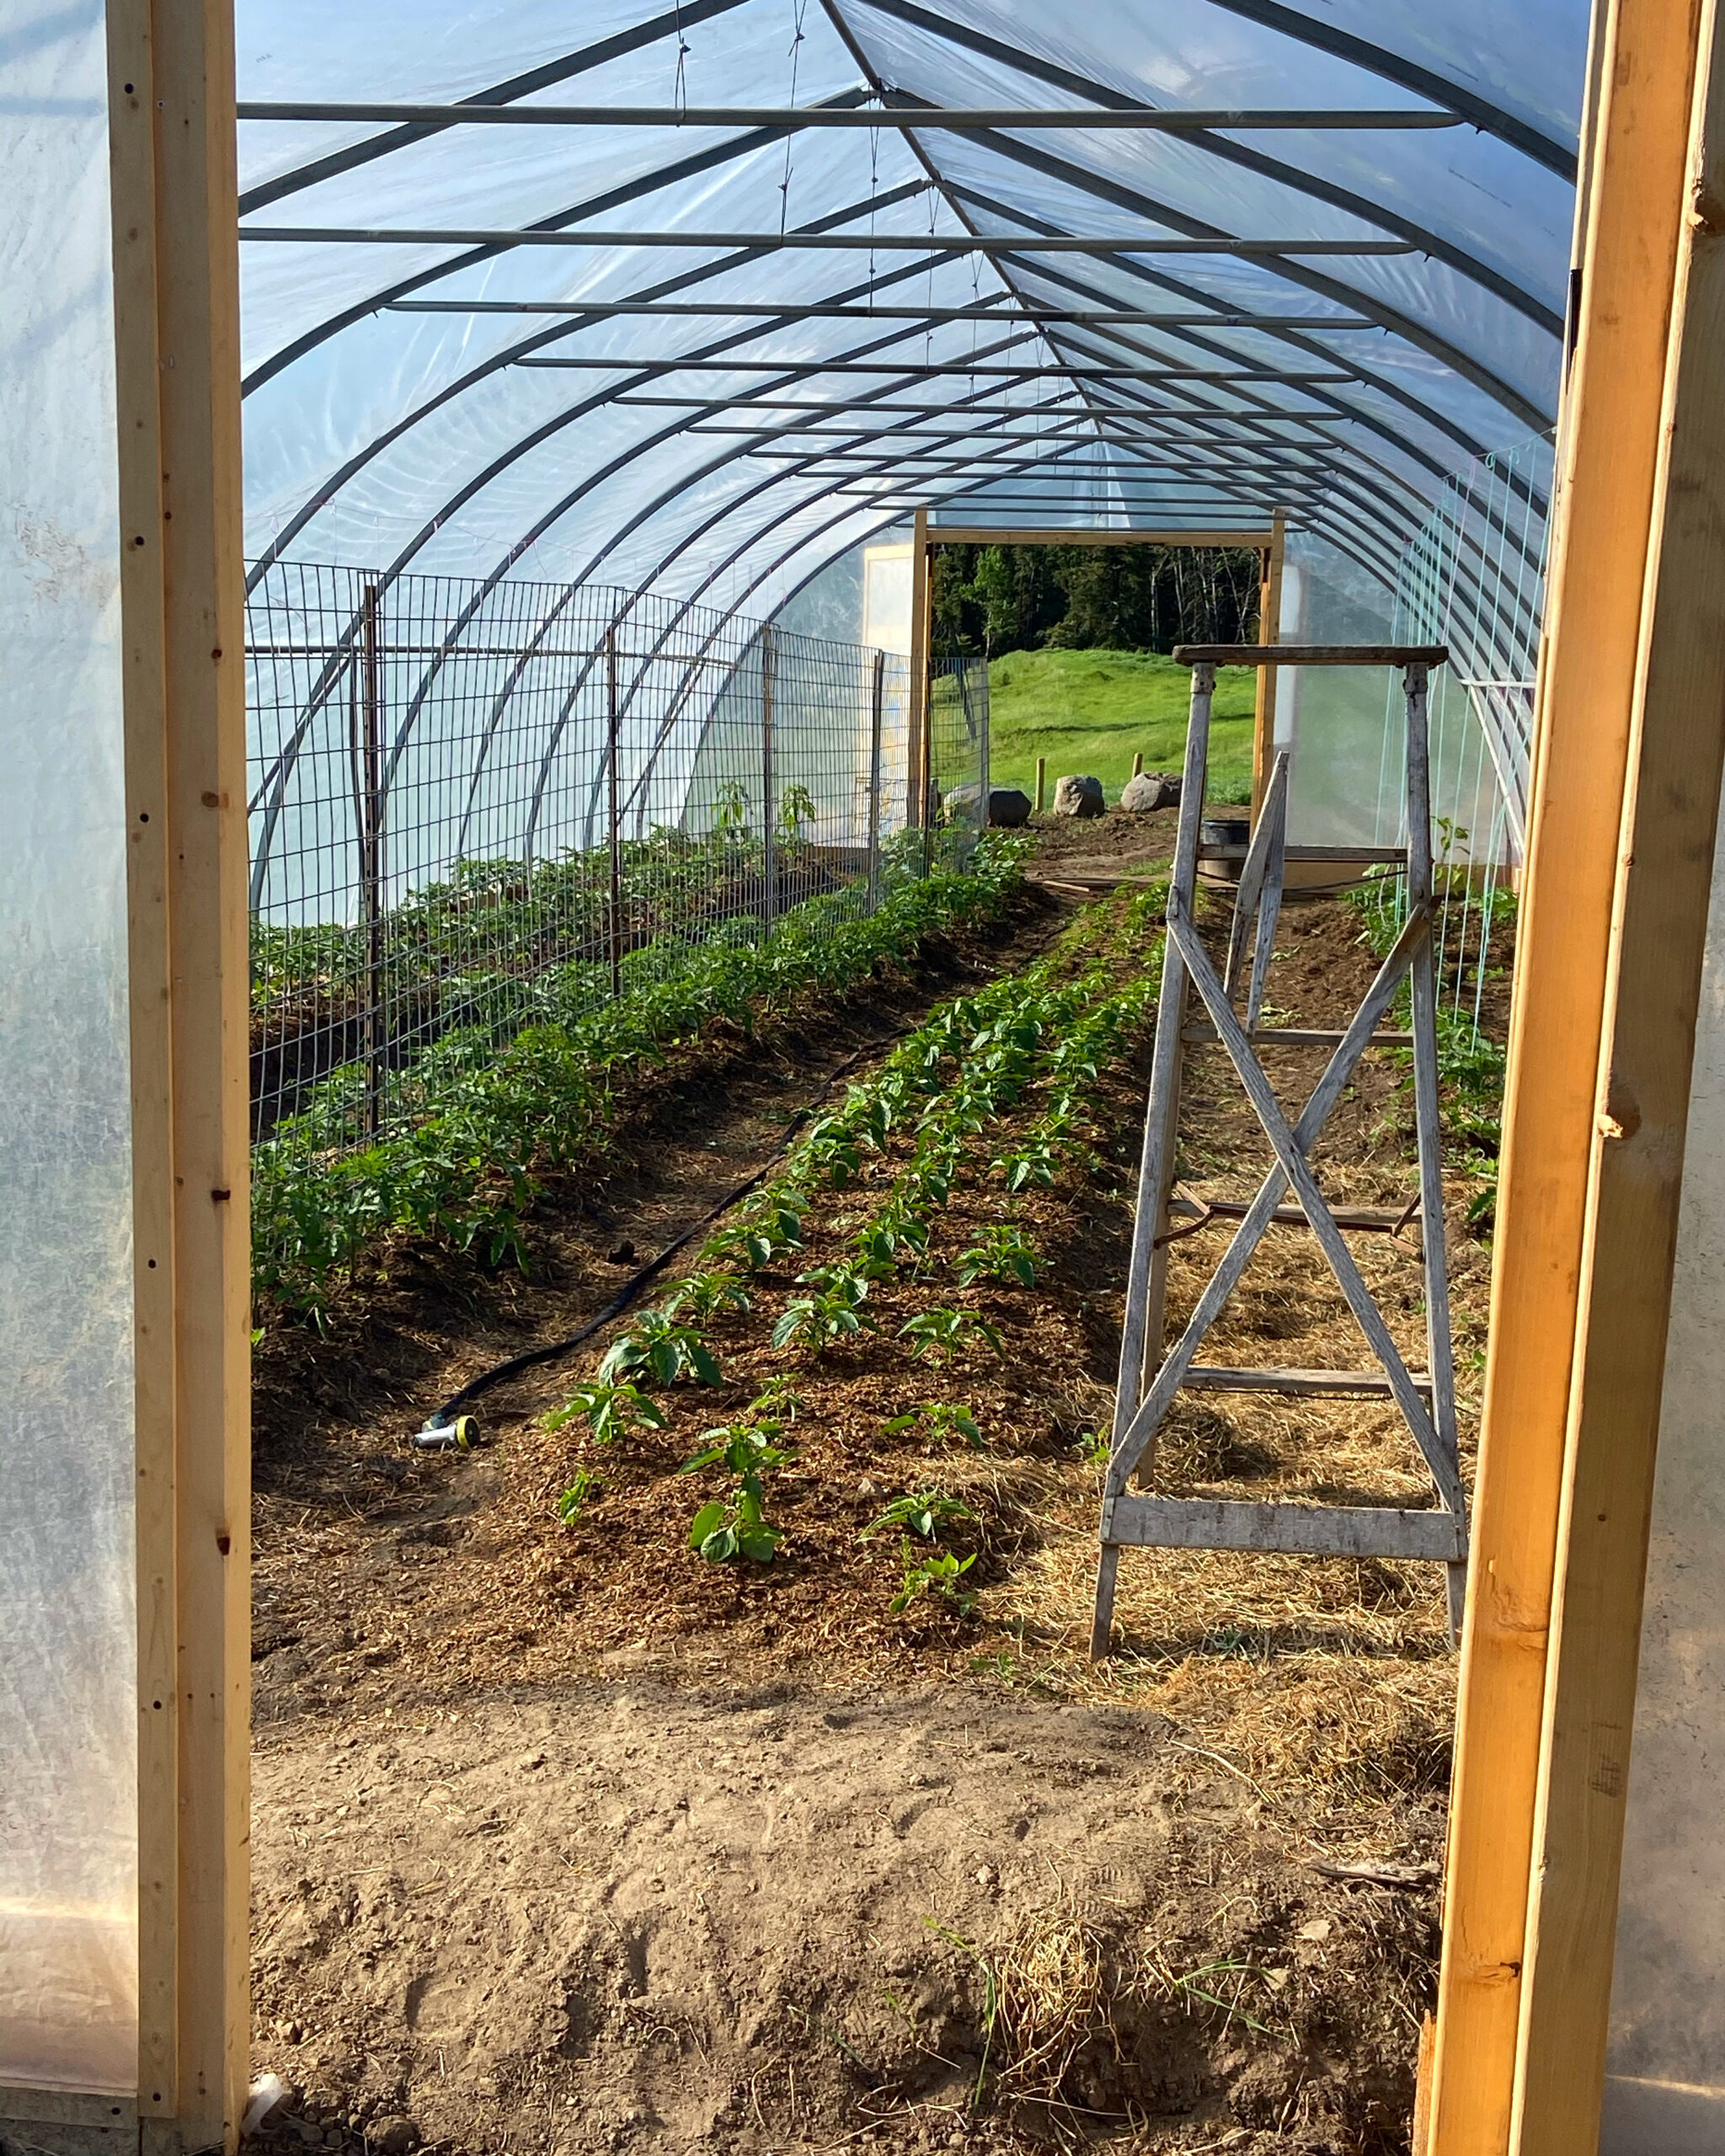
[[250, 807, 1503, 2156]]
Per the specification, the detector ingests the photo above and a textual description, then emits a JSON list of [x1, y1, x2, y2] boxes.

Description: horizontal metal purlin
[[512, 339, 1375, 361], [612, 379, 1354, 398], [683, 421, 1341, 437], [719, 435, 1340, 462], [782, 467, 1329, 483], [766, 453, 1330, 472], [237, 101, 1465, 131], [916, 525, 1284, 541], [395, 300, 1378, 324], [242, 226, 1418, 256], [614, 392, 1354, 409]]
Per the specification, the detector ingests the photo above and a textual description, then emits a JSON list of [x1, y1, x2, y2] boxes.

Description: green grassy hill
[[980, 647, 1258, 806]]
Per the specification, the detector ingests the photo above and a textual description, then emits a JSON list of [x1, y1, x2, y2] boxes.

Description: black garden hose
[[414, 1026, 911, 1444]]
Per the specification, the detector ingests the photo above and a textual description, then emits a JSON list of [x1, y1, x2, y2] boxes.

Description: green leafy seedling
[[706, 1196, 806, 1272], [860, 1490, 976, 1542], [772, 1266, 877, 1352], [899, 1306, 1004, 1362], [884, 1401, 985, 1450], [665, 1268, 752, 1322], [993, 1138, 1056, 1193], [598, 1306, 721, 1387], [955, 1223, 1036, 1289], [890, 1540, 978, 1616], [749, 1371, 807, 1422], [555, 1465, 605, 1524], [545, 1379, 665, 1446], [680, 1422, 792, 1564]]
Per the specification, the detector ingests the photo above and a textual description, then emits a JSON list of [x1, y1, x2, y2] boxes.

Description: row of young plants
[[251, 833, 1031, 1320], [547, 887, 1169, 1614], [252, 783, 848, 1019]]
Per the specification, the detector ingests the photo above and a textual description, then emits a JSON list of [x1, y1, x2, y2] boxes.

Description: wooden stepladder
[[1091, 643, 1469, 1657]]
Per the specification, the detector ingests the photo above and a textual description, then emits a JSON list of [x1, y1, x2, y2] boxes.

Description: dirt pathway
[[252, 1679, 1431, 2156]]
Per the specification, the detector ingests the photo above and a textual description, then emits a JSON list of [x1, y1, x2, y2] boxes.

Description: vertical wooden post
[[761, 624, 777, 929], [1511, 5, 1725, 2144], [109, 0, 250, 2144], [908, 507, 931, 832], [1035, 755, 1047, 815], [360, 584, 383, 1137], [109, 0, 178, 2114], [1132, 750, 1145, 780], [1426, 0, 1703, 2146], [867, 649, 884, 911], [1251, 509, 1285, 824], [606, 628, 622, 997]]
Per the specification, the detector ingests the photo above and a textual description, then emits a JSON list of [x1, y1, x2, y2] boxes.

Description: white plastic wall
[[0, 0, 138, 2096], [1275, 531, 1399, 845], [1601, 766, 1725, 2155]]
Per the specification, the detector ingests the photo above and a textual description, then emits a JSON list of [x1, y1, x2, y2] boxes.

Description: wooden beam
[[924, 526, 1275, 547], [106, 0, 178, 2123], [1510, 5, 1725, 2144], [1182, 1365, 1434, 1397], [1425, 0, 1706, 2147], [1175, 643, 1450, 667], [1252, 508, 1285, 821], [1108, 1494, 1465, 1561], [108, 0, 251, 2146], [1180, 1027, 1414, 1048]]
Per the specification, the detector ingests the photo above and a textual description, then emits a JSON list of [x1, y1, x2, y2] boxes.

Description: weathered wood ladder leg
[[1402, 661, 1469, 1637], [1090, 663, 1214, 1657]]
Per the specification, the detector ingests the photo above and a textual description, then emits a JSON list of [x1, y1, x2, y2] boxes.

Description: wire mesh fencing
[[1365, 435, 1551, 1040], [245, 563, 970, 1159], [927, 654, 991, 863]]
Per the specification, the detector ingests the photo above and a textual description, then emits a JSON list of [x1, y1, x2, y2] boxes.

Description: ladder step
[[1183, 1364, 1434, 1397], [1195, 842, 1408, 864], [1105, 1493, 1466, 1562], [1169, 1196, 1420, 1234], [1180, 1024, 1414, 1048]]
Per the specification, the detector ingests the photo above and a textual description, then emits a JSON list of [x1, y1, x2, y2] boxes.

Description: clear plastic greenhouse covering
[[1, 0, 137, 2095], [235, 0, 1587, 865]]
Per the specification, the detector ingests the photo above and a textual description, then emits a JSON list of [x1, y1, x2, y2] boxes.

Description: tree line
[[930, 542, 1263, 658]]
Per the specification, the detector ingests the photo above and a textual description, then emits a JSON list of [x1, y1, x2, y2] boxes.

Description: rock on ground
[[943, 783, 1033, 829], [1052, 773, 1105, 818], [1120, 771, 1182, 813]]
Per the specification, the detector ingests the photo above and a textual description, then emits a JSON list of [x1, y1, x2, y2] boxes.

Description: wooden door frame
[[117, 0, 251, 2147], [1427, 0, 1725, 2147]]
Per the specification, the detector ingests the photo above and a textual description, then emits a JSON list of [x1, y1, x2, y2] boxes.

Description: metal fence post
[[868, 648, 885, 912], [761, 624, 777, 931], [359, 581, 384, 1138], [606, 627, 622, 999], [921, 656, 934, 878], [979, 657, 991, 831]]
